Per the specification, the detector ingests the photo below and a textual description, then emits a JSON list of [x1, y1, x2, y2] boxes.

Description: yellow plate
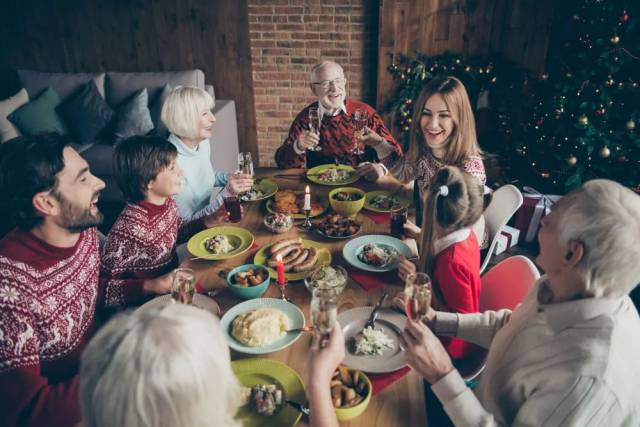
[[253, 239, 332, 281], [187, 226, 254, 260], [307, 164, 359, 186], [265, 194, 328, 220], [238, 178, 279, 202], [364, 190, 412, 213]]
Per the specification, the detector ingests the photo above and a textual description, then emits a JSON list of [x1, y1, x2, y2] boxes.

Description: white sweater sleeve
[[434, 309, 512, 349]]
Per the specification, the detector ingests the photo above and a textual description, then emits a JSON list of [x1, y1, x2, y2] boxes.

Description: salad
[[306, 265, 347, 292], [242, 383, 283, 416], [264, 213, 293, 232], [239, 186, 266, 202], [357, 243, 398, 267], [354, 326, 394, 356], [332, 191, 363, 202], [318, 168, 353, 183], [369, 194, 402, 210], [204, 234, 236, 254]]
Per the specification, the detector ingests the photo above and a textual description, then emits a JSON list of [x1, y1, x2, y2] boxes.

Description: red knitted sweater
[[275, 99, 402, 168], [0, 228, 100, 427], [100, 198, 204, 309]]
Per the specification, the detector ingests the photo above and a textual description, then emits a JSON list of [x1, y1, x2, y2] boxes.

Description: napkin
[[362, 209, 391, 225], [346, 265, 399, 291], [370, 366, 412, 395]]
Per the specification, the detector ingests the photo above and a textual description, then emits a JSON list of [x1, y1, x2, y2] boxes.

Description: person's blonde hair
[[79, 304, 242, 427], [407, 76, 481, 166], [161, 86, 214, 140], [417, 166, 488, 277], [556, 179, 640, 298]]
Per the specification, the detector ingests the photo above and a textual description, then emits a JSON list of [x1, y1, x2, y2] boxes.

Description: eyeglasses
[[312, 77, 347, 90]]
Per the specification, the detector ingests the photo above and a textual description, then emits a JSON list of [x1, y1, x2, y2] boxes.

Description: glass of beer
[[404, 272, 432, 321], [223, 196, 242, 223], [171, 268, 196, 305], [311, 288, 338, 344]]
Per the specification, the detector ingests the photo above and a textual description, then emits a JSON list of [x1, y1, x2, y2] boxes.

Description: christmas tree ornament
[[405, 98, 412, 105], [605, 77, 614, 86], [566, 72, 573, 78], [626, 120, 636, 130], [401, 110, 409, 117], [541, 171, 551, 179], [595, 107, 606, 116], [400, 73, 406, 80], [599, 146, 611, 158], [620, 12, 629, 23], [541, 73, 549, 80], [407, 118, 412, 123], [616, 156, 628, 163], [402, 125, 410, 132], [578, 114, 589, 125], [567, 155, 577, 166], [610, 35, 620, 44]]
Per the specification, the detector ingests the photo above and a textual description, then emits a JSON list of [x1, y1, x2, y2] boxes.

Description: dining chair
[[480, 185, 524, 274], [463, 255, 540, 384]]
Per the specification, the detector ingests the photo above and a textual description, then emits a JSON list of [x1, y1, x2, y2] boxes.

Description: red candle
[[275, 254, 286, 285]]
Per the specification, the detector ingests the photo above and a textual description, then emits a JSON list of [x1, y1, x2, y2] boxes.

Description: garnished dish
[[357, 243, 399, 267], [233, 268, 268, 288], [318, 167, 355, 183], [231, 308, 290, 347], [264, 213, 293, 234], [271, 190, 324, 216], [266, 238, 321, 273], [242, 383, 284, 416], [316, 213, 361, 238], [330, 366, 369, 408], [305, 265, 348, 294], [369, 194, 402, 211], [332, 191, 363, 202], [237, 179, 278, 202], [238, 186, 265, 202], [364, 190, 411, 213], [307, 164, 359, 186], [204, 234, 236, 254], [353, 326, 395, 356]]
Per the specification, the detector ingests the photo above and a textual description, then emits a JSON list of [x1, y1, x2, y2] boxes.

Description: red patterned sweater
[[100, 198, 204, 308], [275, 99, 402, 168], [0, 228, 100, 427]]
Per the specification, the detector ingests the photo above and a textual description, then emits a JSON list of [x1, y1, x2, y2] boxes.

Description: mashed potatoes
[[231, 308, 289, 347]]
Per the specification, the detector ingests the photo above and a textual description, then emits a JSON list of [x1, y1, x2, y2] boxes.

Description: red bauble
[[616, 156, 628, 163], [595, 107, 606, 116], [620, 12, 629, 23]]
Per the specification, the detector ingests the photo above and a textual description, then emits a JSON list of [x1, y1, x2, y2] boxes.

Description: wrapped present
[[514, 187, 562, 243], [494, 225, 520, 255]]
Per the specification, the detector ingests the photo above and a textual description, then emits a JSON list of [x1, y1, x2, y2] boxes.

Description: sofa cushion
[[105, 70, 206, 108], [57, 81, 114, 145], [149, 83, 172, 137], [112, 89, 154, 142], [17, 70, 106, 100], [0, 89, 29, 143], [9, 87, 68, 136]]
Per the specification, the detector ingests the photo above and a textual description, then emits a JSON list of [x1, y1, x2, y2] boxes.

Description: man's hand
[[400, 318, 454, 384], [296, 130, 320, 151], [357, 126, 385, 146], [203, 207, 230, 228], [143, 270, 174, 295], [397, 255, 417, 282], [403, 220, 421, 239], [226, 173, 254, 195], [356, 162, 385, 182], [306, 323, 346, 386]]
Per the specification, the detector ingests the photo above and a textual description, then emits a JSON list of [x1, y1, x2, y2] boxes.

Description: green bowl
[[335, 368, 372, 421], [226, 264, 270, 299], [329, 187, 365, 218]]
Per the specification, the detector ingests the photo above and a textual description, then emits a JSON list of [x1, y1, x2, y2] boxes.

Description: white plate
[[338, 307, 407, 373], [137, 294, 221, 317], [342, 234, 412, 272]]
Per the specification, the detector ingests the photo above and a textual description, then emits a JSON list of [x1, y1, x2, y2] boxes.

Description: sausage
[[270, 243, 302, 260], [285, 249, 309, 272], [293, 247, 318, 272], [270, 238, 302, 255], [267, 246, 301, 267]]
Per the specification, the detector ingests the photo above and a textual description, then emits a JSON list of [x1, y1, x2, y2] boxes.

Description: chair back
[[480, 185, 523, 273], [480, 255, 540, 311]]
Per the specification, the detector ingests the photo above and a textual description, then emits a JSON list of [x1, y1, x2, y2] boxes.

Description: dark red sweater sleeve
[[275, 109, 308, 168]]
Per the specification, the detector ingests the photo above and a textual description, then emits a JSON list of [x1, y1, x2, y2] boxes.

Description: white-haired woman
[[399, 179, 640, 426], [161, 86, 253, 220], [79, 304, 243, 427]]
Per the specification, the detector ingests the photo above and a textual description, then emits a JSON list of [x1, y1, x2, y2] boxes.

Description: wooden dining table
[[182, 167, 427, 427]]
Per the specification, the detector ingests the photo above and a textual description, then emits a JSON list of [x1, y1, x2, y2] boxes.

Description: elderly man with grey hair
[[400, 179, 640, 426]]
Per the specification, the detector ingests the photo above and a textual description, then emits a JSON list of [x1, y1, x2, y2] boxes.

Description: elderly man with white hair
[[275, 60, 402, 179], [400, 179, 640, 426]]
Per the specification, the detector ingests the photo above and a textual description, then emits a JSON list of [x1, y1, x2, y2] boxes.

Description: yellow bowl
[[335, 368, 372, 421], [329, 187, 365, 218]]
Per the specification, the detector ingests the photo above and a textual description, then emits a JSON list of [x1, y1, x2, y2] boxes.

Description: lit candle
[[303, 185, 311, 211], [275, 253, 286, 285]]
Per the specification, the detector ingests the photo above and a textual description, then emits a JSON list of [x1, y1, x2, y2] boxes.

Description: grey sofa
[[17, 69, 239, 202]]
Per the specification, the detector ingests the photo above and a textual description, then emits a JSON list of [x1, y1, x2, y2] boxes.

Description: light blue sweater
[[168, 134, 229, 220]]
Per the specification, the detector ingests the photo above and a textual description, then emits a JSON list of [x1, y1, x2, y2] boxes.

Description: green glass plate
[[253, 239, 332, 281], [187, 226, 254, 260], [232, 358, 305, 427], [306, 164, 359, 186], [364, 190, 411, 213], [239, 179, 279, 202]]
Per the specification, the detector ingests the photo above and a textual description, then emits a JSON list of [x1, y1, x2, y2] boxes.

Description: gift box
[[514, 187, 562, 243], [494, 225, 520, 255]]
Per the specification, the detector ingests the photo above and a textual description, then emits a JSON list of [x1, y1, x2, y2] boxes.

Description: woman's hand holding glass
[[397, 255, 417, 282], [357, 126, 385, 146], [402, 220, 422, 240], [356, 162, 386, 182]]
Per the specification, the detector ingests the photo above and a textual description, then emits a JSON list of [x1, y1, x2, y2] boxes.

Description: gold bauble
[[611, 35, 620, 44], [567, 155, 577, 166], [599, 146, 611, 158], [578, 114, 588, 125], [627, 120, 636, 130]]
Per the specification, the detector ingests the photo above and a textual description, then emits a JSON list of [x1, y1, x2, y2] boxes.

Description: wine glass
[[171, 268, 196, 305], [404, 272, 432, 321], [351, 108, 369, 155], [237, 152, 254, 176], [307, 106, 322, 151], [311, 288, 338, 345]]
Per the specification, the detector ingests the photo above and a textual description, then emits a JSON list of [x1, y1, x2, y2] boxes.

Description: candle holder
[[299, 209, 313, 231], [276, 278, 291, 302]]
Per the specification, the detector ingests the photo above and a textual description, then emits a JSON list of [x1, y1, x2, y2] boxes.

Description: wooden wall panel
[[377, 0, 555, 107], [0, 0, 257, 160]]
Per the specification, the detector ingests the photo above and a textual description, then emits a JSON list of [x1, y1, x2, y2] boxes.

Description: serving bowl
[[304, 264, 348, 294], [328, 187, 365, 218], [226, 264, 270, 299], [263, 212, 293, 234], [334, 367, 372, 421]]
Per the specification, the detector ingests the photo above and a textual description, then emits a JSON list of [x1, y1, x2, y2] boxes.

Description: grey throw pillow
[[112, 89, 154, 142], [149, 84, 172, 137], [57, 81, 114, 145]]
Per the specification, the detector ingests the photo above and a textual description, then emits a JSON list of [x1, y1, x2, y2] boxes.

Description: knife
[[286, 399, 310, 416], [364, 292, 388, 330]]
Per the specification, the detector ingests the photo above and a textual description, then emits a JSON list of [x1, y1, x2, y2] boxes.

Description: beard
[[52, 190, 103, 232]]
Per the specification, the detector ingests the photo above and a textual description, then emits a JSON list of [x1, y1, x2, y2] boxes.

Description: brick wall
[[248, 0, 379, 167]]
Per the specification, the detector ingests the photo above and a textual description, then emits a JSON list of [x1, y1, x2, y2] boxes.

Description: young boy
[[101, 135, 227, 308]]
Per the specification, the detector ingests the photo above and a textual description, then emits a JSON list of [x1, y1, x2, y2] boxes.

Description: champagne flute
[[238, 152, 254, 176], [171, 268, 196, 305], [404, 272, 432, 321], [351, 108, 369, 155], [311, 288, 338, 345], [307, 105, 322, 151]]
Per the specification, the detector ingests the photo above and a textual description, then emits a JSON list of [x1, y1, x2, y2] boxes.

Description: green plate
[[187, 226, 254, 260], [364, 190, 411, 213], [306, 164, 359, 186], [232, 358, 305, 427], [239, 179, 279, 202], [265, 195, 328, 220], [253, 239, 332, 281]]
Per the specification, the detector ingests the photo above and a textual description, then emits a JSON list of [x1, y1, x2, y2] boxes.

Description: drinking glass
[[223, 196, 242, 223], [171, 268, 196, 305], [404, 273, 432, 321], [238, 152, 254, 176], [390, 208, 408, 238], [351, 108, 369, 155], [311, 288, 338, 343], [307, 106, 322, 151]]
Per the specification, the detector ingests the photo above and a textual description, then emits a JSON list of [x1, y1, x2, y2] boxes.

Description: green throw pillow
[[9, 87, 68, 136]]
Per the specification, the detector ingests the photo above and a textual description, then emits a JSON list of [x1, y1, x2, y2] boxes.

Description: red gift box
[[514, 187, 562, 243]]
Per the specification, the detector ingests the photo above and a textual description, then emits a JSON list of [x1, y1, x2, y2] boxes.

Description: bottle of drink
[[224, 196, 242, 223]]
